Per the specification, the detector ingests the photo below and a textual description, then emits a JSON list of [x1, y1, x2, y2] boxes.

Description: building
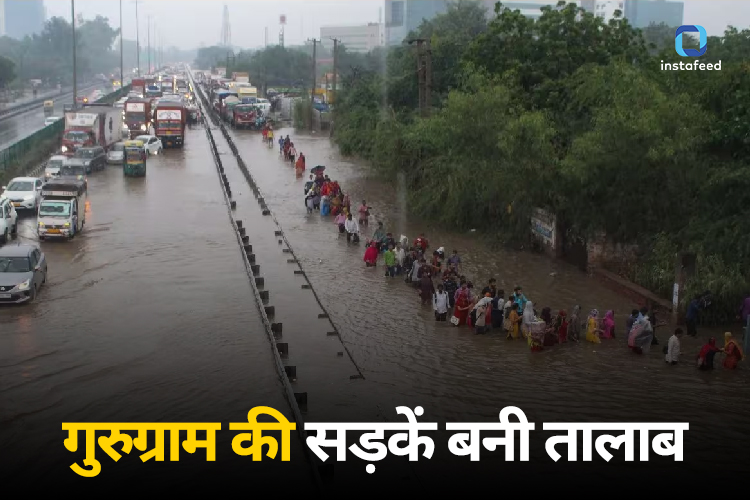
[[581, 0, 683, 28], [385, 0, 450, 46], [0, 0, 44, 39], [320, 23, 383, 53], [479, 0, 570, 21]]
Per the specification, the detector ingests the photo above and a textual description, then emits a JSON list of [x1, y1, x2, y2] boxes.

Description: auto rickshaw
[[43, 100, 54, 114], [123, 140, 147, 177]]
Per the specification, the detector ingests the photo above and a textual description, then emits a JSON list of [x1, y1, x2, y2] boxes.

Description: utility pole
[[331, 38, 339, 105], [71, 0, 77, 108], [119, 0, 123, 89], [147, 15, 151, 74], [309, 39, 318, 131], [408, 38, 432, 117], [135, 0, 140, 77]]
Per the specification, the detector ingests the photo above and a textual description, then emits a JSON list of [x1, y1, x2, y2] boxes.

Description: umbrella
[[311, 165, 325, 174]]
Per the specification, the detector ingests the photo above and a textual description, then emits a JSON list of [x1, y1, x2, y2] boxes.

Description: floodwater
[[0, 126, 313, 488], [225, 123, 749, 488]]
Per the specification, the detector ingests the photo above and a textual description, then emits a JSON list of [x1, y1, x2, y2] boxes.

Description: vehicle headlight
[[140, 124, 147, 131], [38, 222, 45, 227], [63, 222, 70, 227], [18, 279, 30, 291], [23, 194, 34, 200], [61, 145, 68, 153], [84, 161, 90, 166]]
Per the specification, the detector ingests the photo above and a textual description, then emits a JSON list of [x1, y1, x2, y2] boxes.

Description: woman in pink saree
[[601, 310, 615, 339]]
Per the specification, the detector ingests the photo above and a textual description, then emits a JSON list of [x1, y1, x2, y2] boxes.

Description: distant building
[[320, 23, 383, 53], [479, 0, 571, 21], [0, 0, 44, 39], [581, 0, 683, 28]]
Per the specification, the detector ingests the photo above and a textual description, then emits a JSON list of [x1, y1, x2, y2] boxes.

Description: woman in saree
[[522, 301, 535, 339], [540, 307, 557, 346], [334, 211, 347, 234], [363, 241, 378, 267], [586, 309, 602, 344], [330, 194, 342, 216], [567, 306, 581, 342], [419, 274, 435, 306], [552, 310, 568, 344], [601, 310, 615, 339], [453, 282, 471, 327], [696, 337, 722, 370], [723, 332, 744, 369]]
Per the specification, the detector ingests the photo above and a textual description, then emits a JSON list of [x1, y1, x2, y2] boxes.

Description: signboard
[[42, 190, 78, 197], [65, 113, 98, 127], [531, 207, 556, 249], [125, 103, 145, 112], [156, 109, 182, 120], [215, 67, 227, 77], [672, 283, 679, 308]]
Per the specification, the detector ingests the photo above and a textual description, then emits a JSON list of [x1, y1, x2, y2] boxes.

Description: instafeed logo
[[675, 25, 707, 57], [661, 24, 720, 71]]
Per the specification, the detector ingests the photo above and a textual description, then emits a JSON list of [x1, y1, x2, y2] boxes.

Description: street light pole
[[147, 15, 151, 74], [71, 0, 77, 107], [119, 0, 124, 89], [136, 0, 140, 77]]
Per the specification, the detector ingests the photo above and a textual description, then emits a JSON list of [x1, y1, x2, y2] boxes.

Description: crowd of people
[[273, 133, 745, 371]]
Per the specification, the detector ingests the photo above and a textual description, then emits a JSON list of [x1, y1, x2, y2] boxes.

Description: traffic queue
[[0, 65, 195, 304]]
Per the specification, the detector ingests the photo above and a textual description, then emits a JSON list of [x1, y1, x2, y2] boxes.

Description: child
[[507, 303, 521, 340], [665, 328, 683, 365]]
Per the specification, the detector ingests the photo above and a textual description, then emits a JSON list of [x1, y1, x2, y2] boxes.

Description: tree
[[0, 56, 15, 88]]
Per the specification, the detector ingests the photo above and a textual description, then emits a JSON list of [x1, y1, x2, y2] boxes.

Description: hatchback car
[[0, 244, 47, 304], [72, 146, 107, 173], [107, 142, 125, 164], [135, 135, 163, 156], [0, 198, 18, 243], [45, 155, 67, 181], [1, 177, 43, 211]]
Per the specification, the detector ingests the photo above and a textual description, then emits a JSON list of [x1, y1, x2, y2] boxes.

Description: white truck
[[61, 106, 123, 155], [37, 179, 87, 240]]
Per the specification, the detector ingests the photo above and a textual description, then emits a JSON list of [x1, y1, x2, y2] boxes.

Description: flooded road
[[227, 124, 749, 485], [0, 126, 312, 487]]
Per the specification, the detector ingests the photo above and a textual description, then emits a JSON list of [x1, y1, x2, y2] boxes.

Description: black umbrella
[[311, 165, 325, 174]]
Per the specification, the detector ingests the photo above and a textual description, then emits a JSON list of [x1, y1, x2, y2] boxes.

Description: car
[[71, 146, 107, 173], [59, 164, 88, 189], [45, 155, 68, 181], [44, 116, 62, 126], [0, 177, 43, 212], [134, 135, 163, 156], [0, 244, 47, 304], [107, 142, 125, 163], [0, 198, 18, 243]]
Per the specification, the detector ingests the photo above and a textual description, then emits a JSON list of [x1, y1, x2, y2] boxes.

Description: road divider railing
[[0, 84, 132, 184], [0, 82, 102, 122]]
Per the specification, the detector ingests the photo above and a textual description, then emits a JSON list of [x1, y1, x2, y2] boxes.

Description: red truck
[[124, 98, 152, 138], [61, 106, 123, 155], [153, 103, 186, 148], [131, 78, 145, 97], [232, 104, 259, 129]]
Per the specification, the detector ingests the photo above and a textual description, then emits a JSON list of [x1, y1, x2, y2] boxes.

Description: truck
[[124, 98, 152, 138], [131, 78, 146, 97], [232, 72, 250, 84], [222, 96, 240, 123], [37, 179, 87, 240], [232, 103, 263, 130], [237, 86, 258, 101], [61, 107, 123, 156], [153, 103, 186, 148]]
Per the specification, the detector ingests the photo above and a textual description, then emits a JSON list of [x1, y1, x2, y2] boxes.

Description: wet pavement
[[0, 126, 313, 487], [222, 123, 749, 486], [0, 84, 109, 150]]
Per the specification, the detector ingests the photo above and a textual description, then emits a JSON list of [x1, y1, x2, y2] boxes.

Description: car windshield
[[135, 136, 151, 142], [39, 201, 71, 217], [0, 256, 31, 273], [64, 131, 89, 141], [111, 143, 124, 152], [125, 112, 146, 121], [61, 165, 85, 176], [74, 149, 96, 159], [236, 106, 253, 112], [7, 181, 33, 191]]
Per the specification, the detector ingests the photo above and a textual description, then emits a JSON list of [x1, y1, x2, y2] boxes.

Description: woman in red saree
[[453, 283, 471, 327], [696, 337, 721, 370], [363, 242, 378, 267], [723, 332, 744, 369], [554, 310, 568, 343]]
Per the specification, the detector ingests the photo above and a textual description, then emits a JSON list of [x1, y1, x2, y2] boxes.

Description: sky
[[43, 0, 750, 50]]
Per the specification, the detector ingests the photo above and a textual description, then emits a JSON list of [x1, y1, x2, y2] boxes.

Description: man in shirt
[[394, 243, 406, 275], [447, 250, 461, 274], [344, 213, 359, 243], [433, 284, 450, 321], [665, 328, 683, 365], [685, 296, 702, 337], [481, 278, 498, 298], [383, 245, 397, 278], [512, 286, 527, 316]]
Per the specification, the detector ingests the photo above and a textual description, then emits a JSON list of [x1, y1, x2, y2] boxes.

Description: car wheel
[[11, 223, 17, 235], [28, 284, 37, 303], [1, 228, 8, 244], [42, 270, 47, 285]]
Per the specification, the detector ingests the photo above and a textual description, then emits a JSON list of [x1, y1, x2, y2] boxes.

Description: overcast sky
[[44, 0, 750, 49]]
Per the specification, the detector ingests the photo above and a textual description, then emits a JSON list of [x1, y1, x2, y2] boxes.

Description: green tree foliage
[[331, 1, 750, 322], [0, 55, 16, 88]]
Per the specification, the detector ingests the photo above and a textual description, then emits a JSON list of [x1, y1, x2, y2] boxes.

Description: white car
[[107, 142, 125, 163], [134, 135, 163, 156], [45, 155, 68, 180], [0, 198, 18, 243], [44, 116, 62, 126], [1, 177, 43, 212]]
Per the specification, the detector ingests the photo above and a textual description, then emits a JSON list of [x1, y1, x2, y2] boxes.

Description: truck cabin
[[62, 129, 93, 153]]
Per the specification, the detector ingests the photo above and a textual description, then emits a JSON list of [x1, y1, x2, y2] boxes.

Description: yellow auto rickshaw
[[123, 140, 147, 177]]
